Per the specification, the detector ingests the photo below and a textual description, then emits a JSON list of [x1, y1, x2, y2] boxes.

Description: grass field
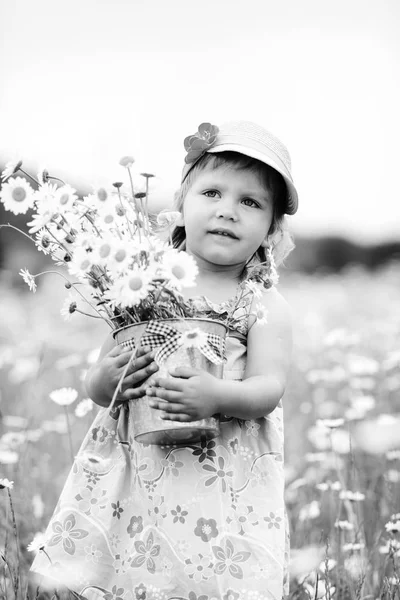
[[1, 262, 400, 599]]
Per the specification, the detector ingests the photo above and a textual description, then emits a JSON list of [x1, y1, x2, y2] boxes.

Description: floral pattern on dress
[[31, 282, 290, 600]]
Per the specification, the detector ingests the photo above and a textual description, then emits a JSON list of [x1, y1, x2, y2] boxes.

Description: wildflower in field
[[349, 376, 375, 391], [385, 469, 400, 483], [19, 268, 37, 293], [385, 519, 400, 533], [387, 450, 400, 460], [289, 545, 325, 581], [302, 576, 336, 599], [344, 553, 367, 579], [316, 480, 341, 492], [319, 558, 337, 573], [0, 478, 14, 489], [382, 350, 400, 371], [75, 398, 94, 418], [334, 520, 354, 530], [0, 176, 35, 214], [317, 418, 345, 429], [342, 542, 365, 552], [49, 387, 78, 406], [353, 414, 400, 454], [339, 490, 365, 502], [0, 450, 19, 465], [2, 415, 28, 428], [32, 494, 45, 519], [323, 328, 359, 348], [298, 500, 320, 521], [305, 452, 328, 463], [347, 354, 379, 375], [379, 539, 400, 556], [0, 431, 26, 448], [8, 355, 40, 384], [27, 532, 47, 553]]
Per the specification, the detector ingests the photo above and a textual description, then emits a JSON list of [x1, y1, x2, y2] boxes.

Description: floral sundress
[[31, 283, 290, 600]]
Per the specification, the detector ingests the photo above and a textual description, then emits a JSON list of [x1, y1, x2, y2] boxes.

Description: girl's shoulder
[[247, 284, 292, 334]]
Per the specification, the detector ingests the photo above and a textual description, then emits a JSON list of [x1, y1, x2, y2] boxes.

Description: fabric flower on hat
[[184, 122, 219, 164]]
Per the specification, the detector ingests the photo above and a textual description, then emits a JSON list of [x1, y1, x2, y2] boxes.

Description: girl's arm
[[215, 286, 293, 419]]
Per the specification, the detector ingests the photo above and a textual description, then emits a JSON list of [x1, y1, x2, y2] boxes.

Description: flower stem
[[64, 406, 74, 464], [19, 167, 40, 186], [7, 489, 20, 599], [126, 168, 142, 243]]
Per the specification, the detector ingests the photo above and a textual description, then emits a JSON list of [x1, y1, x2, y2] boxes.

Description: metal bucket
[[113, 318, 227, 445]]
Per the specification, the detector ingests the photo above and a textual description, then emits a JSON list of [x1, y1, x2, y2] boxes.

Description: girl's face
[[181, 164, 274, 271]]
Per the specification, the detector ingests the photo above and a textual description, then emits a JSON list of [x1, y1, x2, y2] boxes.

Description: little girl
[[31, 120, 298, 600]]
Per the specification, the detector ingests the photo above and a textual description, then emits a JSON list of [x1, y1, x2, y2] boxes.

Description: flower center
[[12, 187, 27, 202], [171, 265, 185, 280], [59, 193, 70, 205], [80, 259, 91, 271], [202, 524, 212, 534], [100, 243, 111, 258], [115, 249, 127, 263], [129, 276, 143, 291], [97, 188, 108, 202]]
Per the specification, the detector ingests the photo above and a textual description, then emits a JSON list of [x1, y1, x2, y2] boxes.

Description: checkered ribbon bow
[[121, 320, 226, 365]]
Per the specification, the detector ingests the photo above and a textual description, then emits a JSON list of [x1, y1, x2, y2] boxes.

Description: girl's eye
[[241, 198, 259, 208], [204, 190, 219, 198]]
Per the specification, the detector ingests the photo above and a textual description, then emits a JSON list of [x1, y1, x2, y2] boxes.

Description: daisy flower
[[106, 240, 135, 276], [54, 184, 78, 212], [317, 418, 345, 429], [75, 398, 94, 418], [49, 387, 78, 406], [1, 159, 22, 181], [27, 532, 47, 553], [119, 155, 135, 168], [156, 210, 181, 230], [60, 294, 78, 321], [34, 229, 54, 254], [179, 328, 208, 349], [19, 268, 37, 293], [244, 280, 262, 299], [107, 267, 154, 308], [162, 250, 198, 290], [0, 176, 35, 215], [252, 302, 268, 325], [0, 449, 19, 464], [0, 478, 14, 489], [68, 246, 95, 279], [339, 490, 365, 502]]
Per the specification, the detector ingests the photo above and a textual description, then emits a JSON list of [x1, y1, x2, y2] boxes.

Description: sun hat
[[181, 120, 298, 215]]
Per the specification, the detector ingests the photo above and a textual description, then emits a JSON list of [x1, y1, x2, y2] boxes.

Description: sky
[[0, 0, 399, 243]]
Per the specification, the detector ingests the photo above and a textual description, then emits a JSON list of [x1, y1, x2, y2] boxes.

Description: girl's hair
[[171, 151, 295, 268]]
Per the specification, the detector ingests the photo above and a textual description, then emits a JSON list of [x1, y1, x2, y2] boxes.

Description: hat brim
[[206, 143, 298, 215]]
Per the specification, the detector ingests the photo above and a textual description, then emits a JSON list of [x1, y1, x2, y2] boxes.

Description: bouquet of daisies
[[0, 157, 199, 329]]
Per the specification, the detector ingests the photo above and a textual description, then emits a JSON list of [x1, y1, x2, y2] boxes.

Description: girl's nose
[[215, 199, 238, 221]]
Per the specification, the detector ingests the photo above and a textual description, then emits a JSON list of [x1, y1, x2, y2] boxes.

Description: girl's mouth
[[208, 228, 239, 240]]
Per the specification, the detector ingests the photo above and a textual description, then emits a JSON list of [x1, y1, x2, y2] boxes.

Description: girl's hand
[[146, 366, 222, 422], [87, 344, 159, 407]]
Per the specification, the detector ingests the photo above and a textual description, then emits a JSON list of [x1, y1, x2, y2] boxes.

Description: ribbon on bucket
[[121, 320, 226, 365]]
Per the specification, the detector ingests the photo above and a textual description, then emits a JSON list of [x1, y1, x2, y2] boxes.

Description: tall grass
[[1, 263, 400, 599]]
